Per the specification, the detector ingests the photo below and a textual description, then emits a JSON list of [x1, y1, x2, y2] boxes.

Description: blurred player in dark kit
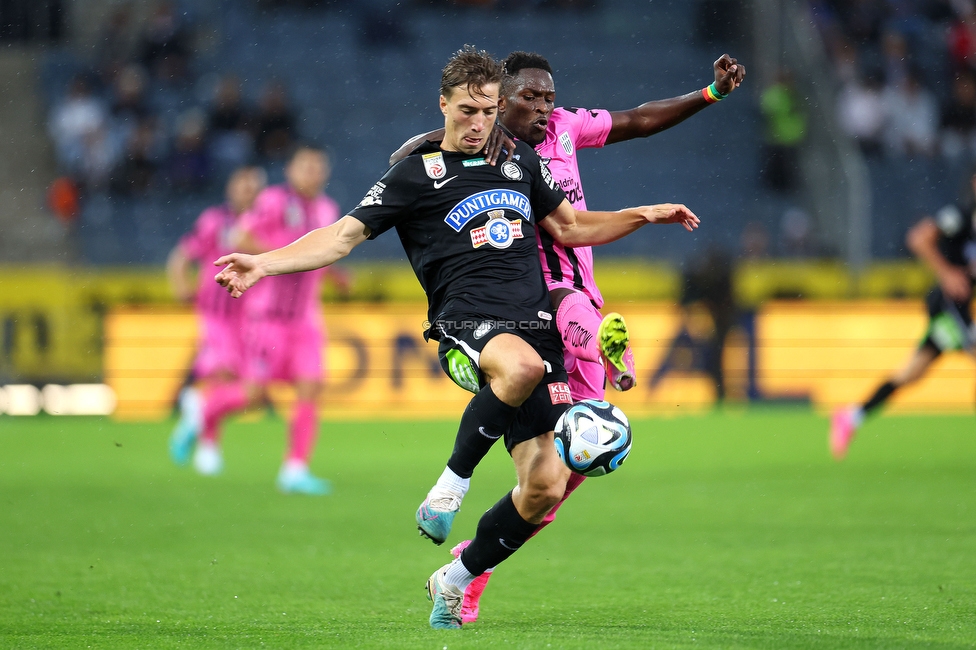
[[831, 172, 976, 460]]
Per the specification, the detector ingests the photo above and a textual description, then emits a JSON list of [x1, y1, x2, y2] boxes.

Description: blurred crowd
[[811, 0, 976, 160], [47, 1, 299, 208]]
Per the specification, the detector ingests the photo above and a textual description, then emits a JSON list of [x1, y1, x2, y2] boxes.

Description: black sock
[[863, 381, 897, 415], [445, 385, 519, 479], [459, 491, 537, 576]]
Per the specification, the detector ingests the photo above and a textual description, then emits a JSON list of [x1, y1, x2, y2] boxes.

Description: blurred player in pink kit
[[172, 146, 340, 495], [394, 51, 745, 622], [167, 166, 265, 462]]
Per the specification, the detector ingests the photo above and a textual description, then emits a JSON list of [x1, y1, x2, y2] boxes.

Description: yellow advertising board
[[105, 301, 975, 421], [757, 301, 975, 411]]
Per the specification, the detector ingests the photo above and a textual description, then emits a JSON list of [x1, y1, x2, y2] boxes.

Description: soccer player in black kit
[[831, 170, 976, 459], [215, 46, 698, 629]]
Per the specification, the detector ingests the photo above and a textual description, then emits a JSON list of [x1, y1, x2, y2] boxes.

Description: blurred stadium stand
[[3, 0, 969, 266], [30, 0, 763, 264]]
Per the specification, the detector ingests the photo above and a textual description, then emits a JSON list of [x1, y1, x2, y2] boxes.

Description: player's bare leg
[[277, 379, 330, 495], [831, 345, 939, 460], [417, 333, 544, 544], [427, 432, 570, 628]]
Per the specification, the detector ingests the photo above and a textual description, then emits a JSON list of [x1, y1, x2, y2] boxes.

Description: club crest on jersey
[[470, 212, 523, 249], [422, 152, 446, 179], [558, 131, 574, 156], [500, 161, 522, 181], [445, 189, 532, 232]]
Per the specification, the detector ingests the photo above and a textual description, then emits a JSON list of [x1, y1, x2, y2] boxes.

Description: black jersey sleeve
[[517, 141, 566, 223], [347, 160, 420, 239]]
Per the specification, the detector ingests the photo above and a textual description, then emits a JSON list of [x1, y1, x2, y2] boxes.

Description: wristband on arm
[[702, 82, 728, 104]]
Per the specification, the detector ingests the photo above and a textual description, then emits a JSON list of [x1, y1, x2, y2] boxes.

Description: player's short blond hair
[[440, 45, 504, 100]]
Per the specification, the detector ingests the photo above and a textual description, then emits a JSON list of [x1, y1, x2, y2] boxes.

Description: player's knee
[[510, 356, 545, 392]]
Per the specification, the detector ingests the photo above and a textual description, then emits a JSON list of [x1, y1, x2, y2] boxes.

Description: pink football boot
[[450, 540, 492, 624]]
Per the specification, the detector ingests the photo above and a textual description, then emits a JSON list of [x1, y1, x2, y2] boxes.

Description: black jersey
[[348, 140, 567, 333], [933, 203, 976, 286]]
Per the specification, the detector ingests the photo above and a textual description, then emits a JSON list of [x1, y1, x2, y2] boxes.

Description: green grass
[[0, 409, 974, 649]]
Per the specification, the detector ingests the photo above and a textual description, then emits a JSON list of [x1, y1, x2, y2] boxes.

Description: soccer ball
[[553, 399, 632, 477]]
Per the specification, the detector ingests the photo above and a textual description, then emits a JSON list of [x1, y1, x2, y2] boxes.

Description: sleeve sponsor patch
[[358, 181, 386, 207], [540, 159, 556, 190]]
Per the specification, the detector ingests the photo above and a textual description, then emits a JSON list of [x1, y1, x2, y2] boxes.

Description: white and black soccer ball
[[553, 399, 632, 477]]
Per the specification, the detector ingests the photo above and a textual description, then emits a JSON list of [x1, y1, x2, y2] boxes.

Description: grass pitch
[[1, 409, 974, 649]]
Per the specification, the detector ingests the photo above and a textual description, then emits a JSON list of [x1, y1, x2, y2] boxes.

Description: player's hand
[[214, 253, 265, 298], [939, 266, 971, 302], [645, 204, 700, 232], [713, 54, 745, 96], [483, 124, 516, 166]]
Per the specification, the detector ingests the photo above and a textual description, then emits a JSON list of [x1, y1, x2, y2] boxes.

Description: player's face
[[227, 169, 265, 215], [286, 150, 329, 198], [440, 82, 500, 155], [499, 68, 555, 147]]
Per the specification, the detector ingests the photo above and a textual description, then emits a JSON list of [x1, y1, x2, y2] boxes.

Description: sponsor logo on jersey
[[462, 158, 488, 167], [445, 189, 533, 232], [470, 213, 523, 249], [540, 159, 556, 190], [433, 175, 458, 189], [358, 181, 386, 207], [560, 177, 584, 205], [473, 321, 493, 339], [538, 310, 552, 321], [422, 151, 446, 179], [548, 382, 573, 405], [445, 348, 480, 393], [558, 131, 574, 156], [500, 161, 522, 181]]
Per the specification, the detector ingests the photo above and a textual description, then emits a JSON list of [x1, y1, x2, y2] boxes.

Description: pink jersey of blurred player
[[534, 106, 613, 400], [178, 204, 247, 378], [238, 184, 341, 383]]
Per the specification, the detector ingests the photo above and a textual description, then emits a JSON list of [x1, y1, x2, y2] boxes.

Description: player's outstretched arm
[[540, 198, 698, 248], [605, 54, 745, 145], [214, 215, 370, 298], [907, 217, 971, 301]]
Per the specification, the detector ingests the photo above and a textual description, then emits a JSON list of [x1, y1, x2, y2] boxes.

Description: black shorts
[[433, 314, 572, 451], [921, 287, 974, 353]]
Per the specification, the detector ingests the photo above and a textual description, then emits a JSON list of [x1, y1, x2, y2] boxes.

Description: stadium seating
[[40, 1, 965, 265]]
